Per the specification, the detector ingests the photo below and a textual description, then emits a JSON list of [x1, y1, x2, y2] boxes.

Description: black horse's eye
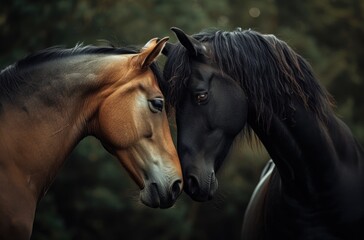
[[148, 98, 164, 113], [195, 92, 208, 104]]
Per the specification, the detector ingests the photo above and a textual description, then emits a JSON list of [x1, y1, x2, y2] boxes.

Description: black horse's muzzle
[[184, 170, 218, 202]]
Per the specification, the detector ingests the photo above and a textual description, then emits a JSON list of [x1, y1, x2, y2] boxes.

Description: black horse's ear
[[171, 27, 205, 57], [162, 42, 175, 56]]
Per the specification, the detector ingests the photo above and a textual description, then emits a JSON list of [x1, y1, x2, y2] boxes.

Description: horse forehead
[[189, 62, 217, 86], [101, 57, 159, 88], [134, 69, 158, 84], [131, 69, 161, 94]]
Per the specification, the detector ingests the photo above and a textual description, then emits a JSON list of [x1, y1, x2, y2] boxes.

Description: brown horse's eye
[[195, 92, 208, 104], [148, 98, 164, 113]]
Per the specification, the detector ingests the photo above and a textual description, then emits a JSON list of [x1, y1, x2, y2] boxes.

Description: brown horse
[[0, 37, 183, 240]]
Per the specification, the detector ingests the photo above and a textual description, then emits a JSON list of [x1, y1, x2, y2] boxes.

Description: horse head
[[163, 28, 248, 201]]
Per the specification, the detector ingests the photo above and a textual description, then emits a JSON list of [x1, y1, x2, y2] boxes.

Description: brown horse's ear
[[171, 27, 205, 57], [138, 37, 169, 68]]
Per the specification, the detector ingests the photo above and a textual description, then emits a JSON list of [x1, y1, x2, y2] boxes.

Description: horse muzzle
[[184, 170, 218, 202], [140, 178, 182, 208]]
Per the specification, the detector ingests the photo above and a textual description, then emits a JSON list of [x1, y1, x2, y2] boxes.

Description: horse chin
[[187, 192, 214, 202], [140, 184, 161, 208]]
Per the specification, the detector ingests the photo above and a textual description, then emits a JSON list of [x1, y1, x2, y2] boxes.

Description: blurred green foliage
[[1, 0, 363, 239]]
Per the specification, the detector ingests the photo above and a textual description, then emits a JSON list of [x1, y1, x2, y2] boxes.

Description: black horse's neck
[[247, 99, 364, 239], [248, 100, 364, 196]]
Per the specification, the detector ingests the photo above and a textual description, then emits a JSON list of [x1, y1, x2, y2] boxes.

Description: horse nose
[[170, 179, 183, 201], [186, 174, 200, 195], [185, 172, 218, 201]]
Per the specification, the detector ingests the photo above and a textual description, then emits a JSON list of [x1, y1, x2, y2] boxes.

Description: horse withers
[[163, 27, 364, 239], [0, 37, 182, 240]]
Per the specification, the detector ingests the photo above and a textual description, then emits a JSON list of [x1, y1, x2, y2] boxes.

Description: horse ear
[[139, 37, 169, 68], [162, 42, 175, 56], [171, 27, 205, 56]]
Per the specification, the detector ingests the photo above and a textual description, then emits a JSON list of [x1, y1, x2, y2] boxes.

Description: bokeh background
[[1, 0, 363, 239]]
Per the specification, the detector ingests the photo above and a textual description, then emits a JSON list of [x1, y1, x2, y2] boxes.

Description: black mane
[[163, 28, 335, 126], [0, 44, 163, 101]]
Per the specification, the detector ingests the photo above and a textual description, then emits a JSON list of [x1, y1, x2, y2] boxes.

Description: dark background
[[1, 0, 363, 239]]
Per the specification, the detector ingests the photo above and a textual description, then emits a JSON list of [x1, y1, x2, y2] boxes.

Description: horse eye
[[148, 98, 164, 113], [195, 92, 208, 104]]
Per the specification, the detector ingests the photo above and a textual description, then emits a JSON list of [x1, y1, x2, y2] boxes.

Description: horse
[[0, 37, 183, 240], [162, 27, 364, 239]]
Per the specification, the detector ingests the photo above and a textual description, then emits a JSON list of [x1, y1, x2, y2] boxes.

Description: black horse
[[162, 27, 364, 239]]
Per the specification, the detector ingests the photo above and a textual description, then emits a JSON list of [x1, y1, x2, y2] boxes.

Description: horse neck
[[0, 55, 129, 200], [248, 100, 364, 195]]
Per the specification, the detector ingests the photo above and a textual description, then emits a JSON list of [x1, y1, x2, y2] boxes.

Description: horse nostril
[[171, 179, 182, 201], [187, 175, 199, 195]]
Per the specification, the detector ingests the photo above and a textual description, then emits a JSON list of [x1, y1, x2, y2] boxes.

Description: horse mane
[[0, 44, 163, 101], [17, 43, 138, 69], [163, 28, 335, 127]]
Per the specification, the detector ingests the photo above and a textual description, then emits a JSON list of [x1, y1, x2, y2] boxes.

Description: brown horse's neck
[[0, 55, 129, 201], [0, 95, 83, 202]]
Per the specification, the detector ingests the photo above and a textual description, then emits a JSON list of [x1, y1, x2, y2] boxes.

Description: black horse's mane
[[0, 44, 163, 101], [163, 28, 335, 126]]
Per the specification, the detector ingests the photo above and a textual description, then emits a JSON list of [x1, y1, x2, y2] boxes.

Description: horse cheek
[[98, 95, 138, 149]]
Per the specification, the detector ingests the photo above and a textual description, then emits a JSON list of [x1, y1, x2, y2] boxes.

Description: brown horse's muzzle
[[140, 175, 182, 208]]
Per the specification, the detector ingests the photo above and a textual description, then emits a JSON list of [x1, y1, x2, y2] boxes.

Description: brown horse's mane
[[163, 28, 335, 128], [0, 44, 163, 102]]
